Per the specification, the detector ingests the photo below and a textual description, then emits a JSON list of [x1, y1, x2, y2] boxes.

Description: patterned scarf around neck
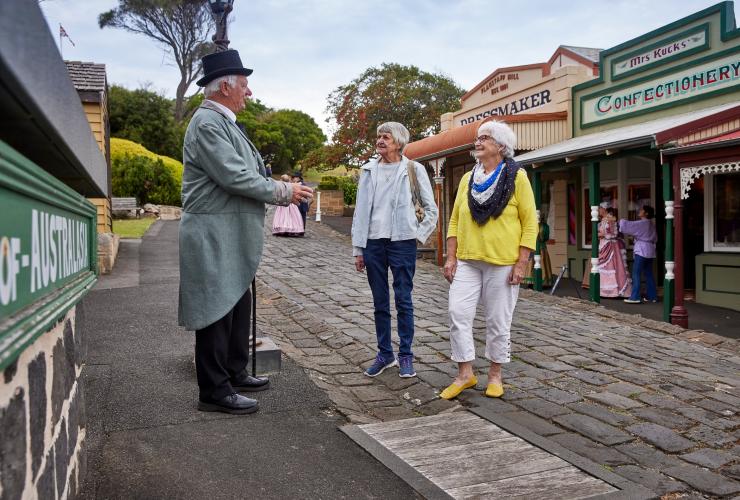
[[467, 156, 520, 225]]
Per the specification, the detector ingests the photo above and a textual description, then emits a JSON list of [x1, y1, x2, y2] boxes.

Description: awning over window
[[405, 112, 567, 162], [515, 102, 740, 167], [661, 129, 740, 156]]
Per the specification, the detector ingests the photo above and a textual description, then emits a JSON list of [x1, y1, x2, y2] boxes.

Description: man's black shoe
[[197, 393, 259, 415], [231, 373, 270, 392]]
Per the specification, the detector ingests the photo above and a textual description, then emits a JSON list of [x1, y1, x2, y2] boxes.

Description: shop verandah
[[516, 102, 740, 329]]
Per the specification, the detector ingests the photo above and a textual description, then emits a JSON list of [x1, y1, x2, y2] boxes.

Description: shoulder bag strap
[[406, 161, 421, 204]]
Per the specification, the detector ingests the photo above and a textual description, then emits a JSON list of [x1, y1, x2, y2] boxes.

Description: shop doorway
[[682, 177, 704, 292]]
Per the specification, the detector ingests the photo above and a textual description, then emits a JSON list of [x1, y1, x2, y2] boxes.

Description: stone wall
[[158, 205, 182, 221], [308, 190, 344, 217], [0, 308, 86, 500], [97, 232, 120, 275]]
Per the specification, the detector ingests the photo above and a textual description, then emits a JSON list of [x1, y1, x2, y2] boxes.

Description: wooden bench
[[111, 197, 141, 218]]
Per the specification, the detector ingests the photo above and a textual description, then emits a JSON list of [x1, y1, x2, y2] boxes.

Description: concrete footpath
[[78, 216, 740, 499], [78, 221, 416, 499]]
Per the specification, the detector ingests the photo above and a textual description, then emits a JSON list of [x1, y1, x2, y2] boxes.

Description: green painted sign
[[611, 24, 710, 80], [0, 141, 97, 370], [1, 188, 91, 317], [582, 49, 740, 127]]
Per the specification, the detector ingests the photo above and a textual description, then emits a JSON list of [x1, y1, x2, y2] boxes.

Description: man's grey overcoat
[[178, 101, 289, 330]]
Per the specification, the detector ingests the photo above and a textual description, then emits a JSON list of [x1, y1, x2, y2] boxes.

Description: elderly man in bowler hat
[[179, 49, 313, 415]]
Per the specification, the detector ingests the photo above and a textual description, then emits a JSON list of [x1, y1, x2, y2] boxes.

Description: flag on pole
[[59, 24, 75, 47]]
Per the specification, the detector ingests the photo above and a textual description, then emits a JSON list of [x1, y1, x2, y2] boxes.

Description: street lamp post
[[208, 0, 235, 52]]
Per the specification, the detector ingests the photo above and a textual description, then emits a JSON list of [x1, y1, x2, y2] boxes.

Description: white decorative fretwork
[[680, 161, 740, 199], [534, 255, 541, 270], [591, 257, 599, 273], [590, 205, 599, 222], [536, 209, 541, 224]]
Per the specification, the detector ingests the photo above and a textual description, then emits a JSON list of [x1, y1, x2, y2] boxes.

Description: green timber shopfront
[[0, 1, 106, 497], [516, 1, 740, 326]]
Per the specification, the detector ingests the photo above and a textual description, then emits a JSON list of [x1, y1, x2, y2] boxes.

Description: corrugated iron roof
[[405, 112, 567, 161], [561, 46, 602, 64], [64, 60, 107, 91], [661, 128, 740, 155], [516, 102, 740, 166], [687, 128, 740, 144]]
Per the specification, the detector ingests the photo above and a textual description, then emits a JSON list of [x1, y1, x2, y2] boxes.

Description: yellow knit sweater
[[447, 169, 538, 265]]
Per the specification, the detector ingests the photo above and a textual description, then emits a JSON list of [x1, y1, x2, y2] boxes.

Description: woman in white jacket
[[351, 122, 438, 379]]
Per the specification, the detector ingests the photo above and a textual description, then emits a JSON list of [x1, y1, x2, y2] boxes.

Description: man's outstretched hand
[[291, 184, 313, 205]]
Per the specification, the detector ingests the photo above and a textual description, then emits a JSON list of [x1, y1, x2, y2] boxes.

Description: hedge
[[111, 137, 183, 186], [112, 154, 180, 206], [318, 176, 357, 205]]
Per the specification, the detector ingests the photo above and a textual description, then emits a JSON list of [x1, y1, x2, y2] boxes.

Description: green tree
[[236, 105, 325, 175], [236, 99, 272, 138], [326, 63, 465, 167], [109, 85, 182, 160], [99, 0, 213, 123], [259, 110, 326, 174], [112, 154, 180, 206], [301, 144, 347, 173]]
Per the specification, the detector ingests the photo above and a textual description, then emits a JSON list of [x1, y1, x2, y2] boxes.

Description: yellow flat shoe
[[439, 377, 478, 400], [485, 382, 504, 398]]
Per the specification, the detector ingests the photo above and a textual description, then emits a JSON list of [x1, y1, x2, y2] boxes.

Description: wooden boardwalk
[[344, 412, 639, 499]]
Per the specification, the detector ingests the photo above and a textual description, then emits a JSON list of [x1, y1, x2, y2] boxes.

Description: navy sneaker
[[364, 353, 397, 377], [398, 355, 416, 378]]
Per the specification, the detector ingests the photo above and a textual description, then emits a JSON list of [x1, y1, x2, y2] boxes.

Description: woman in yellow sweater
[[440, 120, 537, 400]]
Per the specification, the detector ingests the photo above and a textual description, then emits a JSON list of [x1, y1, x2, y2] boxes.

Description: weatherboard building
[[516, 1, 740, 324]]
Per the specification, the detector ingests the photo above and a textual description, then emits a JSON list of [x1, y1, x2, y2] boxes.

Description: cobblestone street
[[256, 215, 740, 499]]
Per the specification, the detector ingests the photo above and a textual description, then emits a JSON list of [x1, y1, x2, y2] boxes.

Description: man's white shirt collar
[[206, 99, 236, 123]]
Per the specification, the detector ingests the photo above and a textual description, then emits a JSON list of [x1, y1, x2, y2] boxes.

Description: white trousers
[[448, 260, 518, 364]]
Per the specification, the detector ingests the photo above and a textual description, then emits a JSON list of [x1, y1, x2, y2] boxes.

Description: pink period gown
[[272, 204, 304, 236], [598, 220, 632, 298]]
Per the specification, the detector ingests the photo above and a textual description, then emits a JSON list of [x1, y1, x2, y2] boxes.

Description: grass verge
[[303, 165, 353, 183], [113, 218, 157, 239]]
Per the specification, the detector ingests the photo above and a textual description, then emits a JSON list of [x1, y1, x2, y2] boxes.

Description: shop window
[[580, 160, 655, 249], [627, 184, 651, 220], [706, 172, 740, 251], [568, 183, 576, 245]]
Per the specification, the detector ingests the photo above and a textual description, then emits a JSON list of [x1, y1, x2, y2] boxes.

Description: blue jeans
[[364, 238, 417, 360], [629, 255, 657, 301]]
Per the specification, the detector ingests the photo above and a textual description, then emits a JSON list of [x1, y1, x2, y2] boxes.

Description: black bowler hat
[[196, 49, 253, 87]]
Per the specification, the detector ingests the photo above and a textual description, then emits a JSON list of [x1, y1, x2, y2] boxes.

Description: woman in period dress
[[272, 174, 305, 236], [598, 208, 632, 298]]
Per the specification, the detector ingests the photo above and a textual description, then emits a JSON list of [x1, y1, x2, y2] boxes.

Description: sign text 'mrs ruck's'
[[613, 29, 707, 77]]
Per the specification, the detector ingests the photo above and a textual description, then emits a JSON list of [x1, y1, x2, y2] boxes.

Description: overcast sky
[[40, 0, 735, 137]]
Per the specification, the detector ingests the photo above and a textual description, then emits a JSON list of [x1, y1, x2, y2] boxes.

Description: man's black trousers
[[195, 288, 251, 401]]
